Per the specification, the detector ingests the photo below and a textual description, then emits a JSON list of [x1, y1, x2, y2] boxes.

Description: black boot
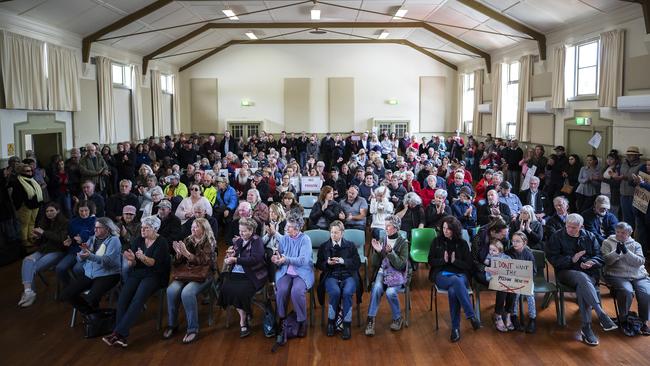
[[512, 315, 524, 332], [450, 328, 460, 342], [276, 318, 287, 346], [341, 322, 351, 340], [327, 319, 335, 337], [526, 318, 536, 334], [297, 321, 307, 338]]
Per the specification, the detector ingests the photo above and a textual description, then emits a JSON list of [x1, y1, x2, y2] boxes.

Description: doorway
[[25, 132, 63, 168], [564, 110, 612, 161]]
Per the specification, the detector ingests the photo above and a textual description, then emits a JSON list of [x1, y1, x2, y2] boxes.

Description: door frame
[[14, 112, 67, 159], [563, 109, 612, 158]]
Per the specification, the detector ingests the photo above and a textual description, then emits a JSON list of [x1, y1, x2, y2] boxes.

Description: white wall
[[0, 110, 73, 158], [180, 44, 458, 134]]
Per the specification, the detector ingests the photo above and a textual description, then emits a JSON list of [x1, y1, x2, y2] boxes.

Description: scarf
[[18, 175, 43, 202]]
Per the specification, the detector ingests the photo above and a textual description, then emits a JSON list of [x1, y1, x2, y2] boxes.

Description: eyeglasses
[[191, 188, 201, 191]]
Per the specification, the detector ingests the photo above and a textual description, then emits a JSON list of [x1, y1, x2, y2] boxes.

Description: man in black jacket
[[105, 179, 139, 222], [545, 213, 617, 346], [316, 221, 361, 340], [178, 140, 197, 168], [502, 139, 523, 194], [518, 176, 551, 220], [582, 195, 618, 244], [219, 131, 237, 156], [156, 200, 184, 246], [324, 167, 347, 200], [544, 196, 570, 240], [477, 189, 511, 226]]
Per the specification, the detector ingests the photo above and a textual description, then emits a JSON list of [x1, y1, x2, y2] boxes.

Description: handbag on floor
[[83, 308, 116, 338]]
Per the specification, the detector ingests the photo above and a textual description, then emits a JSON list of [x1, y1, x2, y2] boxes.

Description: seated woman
[[309, 185, 344, 230], [175, 183, 213, 225], [56, 200, 97, 287], [60, 217, 122, 315], [369, 186, 394, 239], [425, 189, 452, 231], [164, 217, 215, 344], [270, 212, 314, 344], [263, 203, 287, 250], [280, 191, 301, 214], [509, 205, 544, 250], [396, 192, 425, 241], [450, 186, 477, 231], [18, 202, 68, 308], [103, 215, 170, 348], [471, 218, 510, 286], [365, 215, 411, 336], [274, 174, 297, 202], [602, 222, 650, 335], [247, 188, 270, 227], [428, 216, 480, 342], [316, 220, 361, 340], [181, 205, 219, 238], [220, 218, 268, 338]]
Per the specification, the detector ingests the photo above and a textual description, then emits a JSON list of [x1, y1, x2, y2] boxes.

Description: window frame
[[161, 74, 174, 95], [111, 63, 132, 89], [569, 38, 600, 100]]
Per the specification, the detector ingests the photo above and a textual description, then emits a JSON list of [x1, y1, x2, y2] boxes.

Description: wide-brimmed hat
[[625, 146, 642, 155]]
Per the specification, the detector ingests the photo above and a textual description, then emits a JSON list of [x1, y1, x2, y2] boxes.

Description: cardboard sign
[[219, 169, 229, 177], [300, 176, 323, 193], [633, 171, 650, 214], [520, 165, 537, 191], [488, 258, 534, 296]]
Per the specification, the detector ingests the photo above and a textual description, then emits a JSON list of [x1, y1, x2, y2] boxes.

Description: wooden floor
[[2, 258, 650, 366]]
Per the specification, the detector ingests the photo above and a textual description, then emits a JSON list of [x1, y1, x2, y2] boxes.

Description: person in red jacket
[[474, 169, 494, 205], [419, 175, 438, 208], [402, 171, 421, 195]]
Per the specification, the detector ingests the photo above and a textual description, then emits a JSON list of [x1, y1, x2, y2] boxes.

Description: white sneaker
[[17, 292, 28, 307], [20, 290, 36, 308]]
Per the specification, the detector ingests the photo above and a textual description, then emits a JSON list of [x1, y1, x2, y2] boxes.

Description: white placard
[[588, 132, 602, 149], [488, 258, 534, 296], [520, 165, 537, 191], [633, 171, 650, 214], [300, 176, 323, 193], [219, 169, 229, 177]]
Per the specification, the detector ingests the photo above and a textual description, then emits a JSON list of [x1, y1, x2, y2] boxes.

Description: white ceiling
[[0, 0, 633, 68]]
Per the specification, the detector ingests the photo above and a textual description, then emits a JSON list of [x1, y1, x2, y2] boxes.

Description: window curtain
[[151, 69, 165, 137], [472, 69, 484, 136], [516, 55, 533, 141], [47, 44, 81, 111], [491, 64, 502, 137], [96, 56, 116, 144], [172, 72, 181, 134], [551, 46, 566, 109], [598, 29, 625, 107], [457, 73, 464, 133], [0, 31, 47, 110], [132, 64, 145, 141]]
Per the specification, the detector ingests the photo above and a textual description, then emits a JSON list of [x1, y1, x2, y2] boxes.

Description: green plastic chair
[[410, 228, 436, 264], [343, 229, 367, 288], [305, 229, 331, 264], [530, 250, 560, 324]]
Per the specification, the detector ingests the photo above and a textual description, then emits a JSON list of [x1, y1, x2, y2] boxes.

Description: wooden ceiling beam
[[82, 0, 174, 63], [178, 39, 458, 72], [146, 21, 487, 74], [456, 0, 546, 60]]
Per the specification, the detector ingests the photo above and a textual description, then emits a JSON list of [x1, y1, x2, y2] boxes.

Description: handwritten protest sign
[[488, 258, 534, 296], [633, 171, 650, 215], [300, 176, 323, 194]]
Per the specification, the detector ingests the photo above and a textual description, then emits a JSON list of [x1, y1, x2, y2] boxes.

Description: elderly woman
[[118, 205, 140, 250], [175, 183, 213, 225], [220, 218, 268, 338], [369, 185, 394, 240], [60, 217, 122, 314], [316, 220, 361, 340], [602, 222, 650, 335], [270, 212, 314, 344], [428, 216, 480, 342], [365, 215, 410, 336], [509, 205, 544, 250], [263, 203, 287, 246], [396, 192, 425, 240], [103, 215, 170, 348], [141, 186, 164, 218], [451, 186, 477, 231], [310, 185, 344, 230], [247, 188, 270, 227], [402, 170, 421, 195], [425, 189, 452, 230], [419, 174, 438, 208], [17, 202, 68, 307], [164, 218, 215, 344]]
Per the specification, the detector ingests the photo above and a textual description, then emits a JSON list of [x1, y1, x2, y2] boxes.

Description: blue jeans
[[513, 294, 537, 319], [367, 271, 402, 320], [435, 272, 475, 329], [21, 251, 65, 285], [621, 195, 635, 230], [324, 276, 356, 322], [115, 275, 161, 338], [166, 279, 211, 333], [55, 253, 84, 286]]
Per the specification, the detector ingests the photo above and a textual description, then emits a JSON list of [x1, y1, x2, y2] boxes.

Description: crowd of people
[[3, 129, 650, 348]]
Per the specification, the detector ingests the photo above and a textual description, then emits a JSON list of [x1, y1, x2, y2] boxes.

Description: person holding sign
[[545, 213, 617, 346], [428, 216, 481, 342], [506, 231, 537, 333], [484, 242, 516, 332]]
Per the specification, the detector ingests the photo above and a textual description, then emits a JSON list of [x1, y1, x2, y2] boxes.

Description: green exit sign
[[576, 117, 592, 126]]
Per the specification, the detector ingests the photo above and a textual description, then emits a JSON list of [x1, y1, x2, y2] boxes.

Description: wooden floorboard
[[1, 258, 649, 366]]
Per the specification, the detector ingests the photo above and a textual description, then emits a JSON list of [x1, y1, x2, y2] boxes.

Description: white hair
[[403, 192, 422, 207], [566, 213, 584, 226], [519, 205, 538, 222], [141, 215, 161, 231]]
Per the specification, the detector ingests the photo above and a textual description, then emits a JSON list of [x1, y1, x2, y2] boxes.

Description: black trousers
[[60, 273, 121, 314], [495, 291, 516, 315]]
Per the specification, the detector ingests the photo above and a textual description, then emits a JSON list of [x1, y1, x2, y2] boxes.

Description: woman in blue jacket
[[56, 200, 97, 287]]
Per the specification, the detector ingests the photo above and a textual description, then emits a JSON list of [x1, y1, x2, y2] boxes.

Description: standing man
[[79, 144, 109, 194]]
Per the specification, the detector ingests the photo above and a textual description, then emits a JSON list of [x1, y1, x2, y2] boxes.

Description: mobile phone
[[80, 243, 89, 250]]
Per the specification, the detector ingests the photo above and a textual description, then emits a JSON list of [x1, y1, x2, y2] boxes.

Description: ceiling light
[[378, 31, 389, 39], [222, 9, 239, 20], [393, 7, 408, 19], [245, 32, 257, 40], [311, 7, 321, 20]]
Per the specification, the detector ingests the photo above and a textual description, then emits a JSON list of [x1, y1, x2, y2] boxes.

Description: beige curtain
[[151, 70, 165, 137], [96, 56, 116, 144], [457, 73, 464, 133], [0, 31, 46, 110], [491, 64, 502, 137], [598, 29, 625, 107], [132, 64, 145, 141], [551, 46, 566, 109], [47, 44, 81, 111], [516, 55, 533, 141], [472, 69, 484, 136], [172, 72, 181, 134]]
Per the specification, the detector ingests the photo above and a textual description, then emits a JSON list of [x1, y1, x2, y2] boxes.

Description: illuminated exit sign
[[576, 117, 592, 126]]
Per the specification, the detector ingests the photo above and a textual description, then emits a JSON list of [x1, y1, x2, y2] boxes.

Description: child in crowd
[[507, 231, 537, 333]]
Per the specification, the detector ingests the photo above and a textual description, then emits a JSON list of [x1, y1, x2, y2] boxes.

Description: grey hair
[[119, 179, 132, 187], [434, 189, 448, 199], [566, 213, 584, 226], [237, 201, 252, 211], [141, 215, 161, 231], [238, 217, 258, 233], [95, 217, 120, 236], [519, 205, 538, 222], [615, 222, 633, 234], [553, 196, 569, 207], [385, 215, 401, 230], [285, 210, 304, 230], [403, 192, 422, 207], [594, 195, 611, 209], [150, 186, 163, 196], [247, 188, 261, 203], [529, 176, 540, 184]]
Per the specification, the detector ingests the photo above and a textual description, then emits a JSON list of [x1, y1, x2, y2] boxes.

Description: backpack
[[271, 311, 299, 353], [621, 311, 644, 337]]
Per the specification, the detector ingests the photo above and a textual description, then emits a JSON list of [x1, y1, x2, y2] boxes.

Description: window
[[374, 121, 408, 137], [112, 63, 132, 88], [501, 62, 519, 139], [565, 39, 600, 99], [228, 122, 261, 140], [462, 72, 475, 132], [161, 74, 174, 94]]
